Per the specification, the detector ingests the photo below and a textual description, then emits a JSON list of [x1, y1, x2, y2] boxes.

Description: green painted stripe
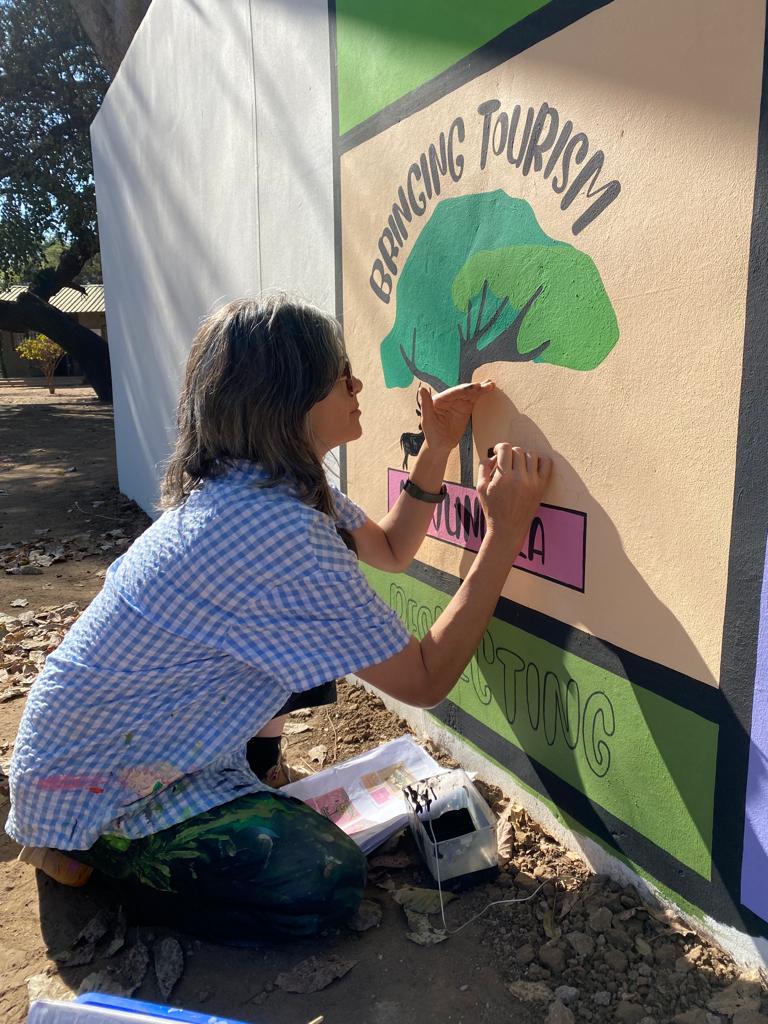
[[441, 721, 708, 921], [335, 0, 552, 134], [363, 564, 717, 878]]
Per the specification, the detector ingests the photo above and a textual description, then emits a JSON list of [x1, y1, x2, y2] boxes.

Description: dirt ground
[[1, 386, 767, 1024]]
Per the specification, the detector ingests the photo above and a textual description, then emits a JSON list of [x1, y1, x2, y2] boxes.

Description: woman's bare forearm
[[359, 527, 526, 708], [374, 442, 449, 569], [418, 528, 522, 704]]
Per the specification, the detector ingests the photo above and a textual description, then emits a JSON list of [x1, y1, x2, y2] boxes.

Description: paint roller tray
[[404, 768, 498, 884]]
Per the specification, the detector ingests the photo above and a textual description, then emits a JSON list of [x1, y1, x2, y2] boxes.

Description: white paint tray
[[404, 768, 498, 883]]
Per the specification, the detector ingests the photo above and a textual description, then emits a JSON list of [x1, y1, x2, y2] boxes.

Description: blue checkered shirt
[[6, 462, 410, 850]]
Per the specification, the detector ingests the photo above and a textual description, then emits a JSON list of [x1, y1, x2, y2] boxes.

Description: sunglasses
[[340, 358, 355, 395]]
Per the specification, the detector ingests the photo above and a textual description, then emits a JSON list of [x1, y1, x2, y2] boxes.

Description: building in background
[[0, 284, 106, 384]]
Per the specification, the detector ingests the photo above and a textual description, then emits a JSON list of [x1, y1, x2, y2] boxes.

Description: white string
[[447, 881, 549, 936], [425, 814, 550, 936]]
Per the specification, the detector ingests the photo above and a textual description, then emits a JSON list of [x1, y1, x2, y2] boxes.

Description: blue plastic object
[[75, 993, 254, 1024]]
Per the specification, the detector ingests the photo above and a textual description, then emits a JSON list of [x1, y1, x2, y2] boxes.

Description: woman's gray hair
[[160, 293, 347, 517]]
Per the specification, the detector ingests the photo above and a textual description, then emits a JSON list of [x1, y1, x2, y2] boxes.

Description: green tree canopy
[[381, 190, 618, 389], [0, 0, 108, 280]]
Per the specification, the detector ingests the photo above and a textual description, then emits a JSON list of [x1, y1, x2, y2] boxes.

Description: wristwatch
[[403, 479, 447, 504]]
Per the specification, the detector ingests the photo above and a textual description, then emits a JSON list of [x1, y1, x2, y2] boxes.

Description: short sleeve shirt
[[6, 464, 410, 850]]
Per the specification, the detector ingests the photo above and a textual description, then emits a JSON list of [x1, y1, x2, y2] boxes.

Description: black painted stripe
[[430, 699, 768, 934], [338, 0, 616, 154], [404, 558, 724, 721]]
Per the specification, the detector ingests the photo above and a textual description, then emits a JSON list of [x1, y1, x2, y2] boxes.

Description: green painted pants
[[72, 792, 366, 943]]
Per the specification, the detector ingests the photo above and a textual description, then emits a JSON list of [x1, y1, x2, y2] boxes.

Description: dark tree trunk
[[0, 291, 112, 402], [459, 420, 474, 487]]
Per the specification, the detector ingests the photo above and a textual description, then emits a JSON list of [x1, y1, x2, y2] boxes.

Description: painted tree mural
[[380, 190, 619, 484]]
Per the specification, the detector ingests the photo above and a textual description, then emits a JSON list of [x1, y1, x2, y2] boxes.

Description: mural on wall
[[379, 189, 619, 485], [332, 0, 768, 936]]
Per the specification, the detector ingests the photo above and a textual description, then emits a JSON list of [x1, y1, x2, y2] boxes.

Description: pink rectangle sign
[[388, 469, 586, 592]]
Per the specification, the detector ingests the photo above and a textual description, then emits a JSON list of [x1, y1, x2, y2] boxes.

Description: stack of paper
[[282, 735, 446, 854]]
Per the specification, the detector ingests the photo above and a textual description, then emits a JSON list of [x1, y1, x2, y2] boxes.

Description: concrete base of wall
[[355, 678, 768, 972]]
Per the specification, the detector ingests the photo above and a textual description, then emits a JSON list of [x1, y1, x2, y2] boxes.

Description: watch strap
[[403, 479, 447, 504]]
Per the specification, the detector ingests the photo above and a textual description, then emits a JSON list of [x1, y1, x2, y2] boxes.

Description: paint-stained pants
[[71, 792, 366, 943]]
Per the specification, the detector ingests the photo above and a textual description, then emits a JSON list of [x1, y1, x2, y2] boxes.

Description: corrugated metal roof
[[0, 283, 105, 314]]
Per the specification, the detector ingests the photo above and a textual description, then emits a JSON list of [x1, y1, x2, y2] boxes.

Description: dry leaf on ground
[[496, 804, 517, 864], [403, 908, 447, 945], [275, 954, 356, 994], [52, 908, 115, 967], [77, 972, 130, 998], [153, 936, 184, 998], [27, 970, 76, 1006], [392, 885, 456, 916], [78, 942, 150, 999], [542, 907, 562, 941], [557, 890, 579, 920], [1, 684, 32, 703], [647, 905, 697, 937], [508, 979, 554, 1002], [104, 907, 128, 958], [283, 721, 312, 735], [348, 899, 383, 932]]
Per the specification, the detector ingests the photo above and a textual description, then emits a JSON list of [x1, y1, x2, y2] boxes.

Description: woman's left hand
[[420, 380, 496, 455]]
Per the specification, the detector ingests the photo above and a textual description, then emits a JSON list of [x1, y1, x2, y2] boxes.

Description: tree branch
[[28, 235, 99, 302], [399, 327, 450, 392], [457, 280, 510, 352], [461, 285, 550, 379]]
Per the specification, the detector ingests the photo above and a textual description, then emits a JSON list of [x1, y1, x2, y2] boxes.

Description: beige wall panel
[[342, 0, 764, 685]]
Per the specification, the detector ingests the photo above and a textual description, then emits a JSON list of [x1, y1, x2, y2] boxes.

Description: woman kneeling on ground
[[6, 294, 552, 943]]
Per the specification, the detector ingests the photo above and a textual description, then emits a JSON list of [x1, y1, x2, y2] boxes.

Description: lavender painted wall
[[741, 536, 768, 920]]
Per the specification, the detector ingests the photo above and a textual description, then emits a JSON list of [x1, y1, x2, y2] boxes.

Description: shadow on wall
[[429, 391, 756, 934], [467, 390, 716, 685], [330, 0, 754, 129]]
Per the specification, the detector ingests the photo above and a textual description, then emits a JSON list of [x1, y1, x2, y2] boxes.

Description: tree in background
[[0, 0, 114, 397], [15, 333, 66, 393]]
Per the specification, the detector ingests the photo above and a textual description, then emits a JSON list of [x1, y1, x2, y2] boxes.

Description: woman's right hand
[[477, 443, 553, 544]]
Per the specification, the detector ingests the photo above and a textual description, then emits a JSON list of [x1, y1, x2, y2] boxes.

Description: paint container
[[404, 769, 498, 885]]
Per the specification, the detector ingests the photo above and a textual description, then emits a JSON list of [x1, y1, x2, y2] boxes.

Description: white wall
[[92, 0, 336, 513]]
